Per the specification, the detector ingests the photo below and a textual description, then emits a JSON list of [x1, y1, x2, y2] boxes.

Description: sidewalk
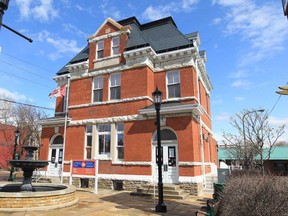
[[0, 171, 212, 216]]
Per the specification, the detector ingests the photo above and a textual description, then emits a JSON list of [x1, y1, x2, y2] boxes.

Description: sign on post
[[72, 160, 96, 176], [70, 159, 99, 194]]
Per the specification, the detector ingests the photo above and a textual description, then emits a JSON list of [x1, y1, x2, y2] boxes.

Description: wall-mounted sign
[[72, 160, 96, 175]]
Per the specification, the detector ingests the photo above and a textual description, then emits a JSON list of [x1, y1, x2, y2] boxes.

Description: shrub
[[220, 174, 288, 216]]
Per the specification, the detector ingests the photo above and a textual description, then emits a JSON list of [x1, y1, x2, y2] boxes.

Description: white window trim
[[85, 125, 93, 159], [92, 76, 103, 103], [96, 124, 111, 159], [96, 40, 104, 60], [111, 37, 120, 56], [166, 70, 181, 99], [109, 73, 121, 101], [116, 123, 124, 161]]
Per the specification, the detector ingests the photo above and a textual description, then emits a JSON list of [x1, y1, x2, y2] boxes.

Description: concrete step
[[131, 184, 190, 200]]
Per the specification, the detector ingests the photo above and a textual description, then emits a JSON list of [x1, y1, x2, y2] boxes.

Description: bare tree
[[11, 104, 47, 158], [222, 109, 285, 173], [0, 94, 14, 124]]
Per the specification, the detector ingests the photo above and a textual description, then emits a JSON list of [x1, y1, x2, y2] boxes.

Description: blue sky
[[1, 0, 288, 143]]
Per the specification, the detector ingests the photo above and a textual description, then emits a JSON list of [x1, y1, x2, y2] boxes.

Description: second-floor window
[[85, 125, 92, 159], [110, 73, 121, 100], [96, 41, 104, 59], [167, 70, 181, 98], [93, 76, 103, 102], [111, 37, 119, 55]]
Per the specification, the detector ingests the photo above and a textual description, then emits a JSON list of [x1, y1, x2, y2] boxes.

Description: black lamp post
[[0, 0, 10, 28], [152, 87, 167, 213], [8, 128, 20, 181]]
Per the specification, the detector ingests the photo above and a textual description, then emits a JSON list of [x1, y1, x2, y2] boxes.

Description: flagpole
[[61, 74, 71, 184]]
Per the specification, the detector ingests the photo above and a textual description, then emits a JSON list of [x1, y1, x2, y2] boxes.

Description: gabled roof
[[57, 16, 194, 75]]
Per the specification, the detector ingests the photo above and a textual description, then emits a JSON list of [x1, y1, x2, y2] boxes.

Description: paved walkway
[[0, 171, 211, 216]]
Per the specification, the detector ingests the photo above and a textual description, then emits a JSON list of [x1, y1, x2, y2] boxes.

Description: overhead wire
[[0, 98, 54, 110], [268, 82, 288, 116], [0, 68, 52, 89]]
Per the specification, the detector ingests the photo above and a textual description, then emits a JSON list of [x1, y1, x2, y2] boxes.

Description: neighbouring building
[[38, 16, 218, 195], [218, 145, 288, 175], [0, 123, 15, 169]]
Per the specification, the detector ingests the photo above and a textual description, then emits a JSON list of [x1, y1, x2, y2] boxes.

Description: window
[[96, 41, 104, 59], [98, 124, 111, 155], [167, 71, 180, 98], [116, 123, 124, 160], [85, 126, 92, 159], [93, 76, 103, 102], [112, 37, 119, 55], [110, 73, 121, 100]]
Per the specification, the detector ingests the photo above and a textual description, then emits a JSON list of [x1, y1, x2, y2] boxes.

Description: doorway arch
[[152, 128, 179, 184]]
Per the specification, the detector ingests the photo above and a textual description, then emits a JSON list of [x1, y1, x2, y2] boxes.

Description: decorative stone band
[[112, 161, 152, 166], [179, 162, 215, 166]]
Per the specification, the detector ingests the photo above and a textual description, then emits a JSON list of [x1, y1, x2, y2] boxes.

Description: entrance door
[[154, 144, 179, 184], [48, 135, 63, 177]]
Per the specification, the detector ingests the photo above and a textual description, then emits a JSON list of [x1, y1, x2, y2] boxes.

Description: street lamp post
[[0, 0, 10, 28], [242, 109, 264, 169], [152, 87, 167, 213], [8, 129, 20, 181]]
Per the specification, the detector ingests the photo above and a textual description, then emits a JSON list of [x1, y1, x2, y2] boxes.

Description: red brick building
[[38, 16, 218, 195], [0, 124, 15, 169]]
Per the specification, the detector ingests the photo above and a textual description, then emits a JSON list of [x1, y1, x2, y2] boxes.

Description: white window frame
[[116, 123, 124, 160], [92, 76, 103, 102], [109, 73, 121, 100], [85, 125, 93, 159], [111, 37, 119, 56], [96, 40, 104, 59], [97, 124, 111, 157], [166, 70, 181, 99]]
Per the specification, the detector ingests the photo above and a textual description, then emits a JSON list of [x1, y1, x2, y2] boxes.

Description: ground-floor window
[[116, 123, 124, 160], [98, 124, 111, 155]]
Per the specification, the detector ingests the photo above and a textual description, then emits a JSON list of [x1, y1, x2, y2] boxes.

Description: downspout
[[195, 58, 206, 189]]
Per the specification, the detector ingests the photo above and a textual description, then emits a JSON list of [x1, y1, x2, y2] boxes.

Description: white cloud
[[215, 112, 231, 121], [15, 0, 58, 22], [142, 0, 199, 21], [234, 96, 246, 101], [0, 88, 27, 101], [100, 0, 121, 20], [231, 79, 252, 88], [34, 30, 82, 60], [213, 0, 288, 63], [62, 23, 87, 38], [228, 70, 248, 79]]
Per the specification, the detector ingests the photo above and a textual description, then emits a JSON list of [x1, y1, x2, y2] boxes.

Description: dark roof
[[57, 16, 193, 75], [119, 16, 193, 53], [57, 45, 89, 75]]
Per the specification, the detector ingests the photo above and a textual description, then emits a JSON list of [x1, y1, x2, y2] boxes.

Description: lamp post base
[[156, 202, 167, 212]]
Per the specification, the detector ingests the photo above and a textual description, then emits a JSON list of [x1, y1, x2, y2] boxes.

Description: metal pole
[[155, 104, 167, 213], [8, 131, 18, 181]]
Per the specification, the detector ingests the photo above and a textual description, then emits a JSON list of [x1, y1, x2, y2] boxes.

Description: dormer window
[[97, 41, 104, 59], [112, 37, 119, 55]]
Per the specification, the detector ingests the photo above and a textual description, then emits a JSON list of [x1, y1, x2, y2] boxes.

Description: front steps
[[131, 184, 190, 200]]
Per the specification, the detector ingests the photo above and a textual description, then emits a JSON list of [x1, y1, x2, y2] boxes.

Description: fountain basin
[[0, 183, 78, 211]]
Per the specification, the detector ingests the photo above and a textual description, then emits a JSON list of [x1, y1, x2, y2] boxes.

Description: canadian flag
[[48, 84, 67, 98]]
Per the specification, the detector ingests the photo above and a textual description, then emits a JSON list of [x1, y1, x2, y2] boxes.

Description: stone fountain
[[9, 144, 49, 191], [0, 142, 78, 211]]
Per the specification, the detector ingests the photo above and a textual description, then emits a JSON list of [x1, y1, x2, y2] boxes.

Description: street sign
[[72, 160, 96, 175], [279, 86, 288, 90], [282, 0, 288, 15], [276, 90, 288, 95]]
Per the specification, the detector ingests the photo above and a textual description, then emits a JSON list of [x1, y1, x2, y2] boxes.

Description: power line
[[269, 82, 288, 116], [0, 59, 52, 81], [0, 51, 50, 73], [0, 68, 52, 89], [0, 98, 54, 110]]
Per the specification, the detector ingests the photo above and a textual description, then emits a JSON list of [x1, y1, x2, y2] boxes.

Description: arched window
[[52, 135, 63, 145], [152, 129, 177, 142]]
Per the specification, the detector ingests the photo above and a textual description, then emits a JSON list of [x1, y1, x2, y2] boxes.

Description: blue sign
[[73, 161, 95, 168]]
